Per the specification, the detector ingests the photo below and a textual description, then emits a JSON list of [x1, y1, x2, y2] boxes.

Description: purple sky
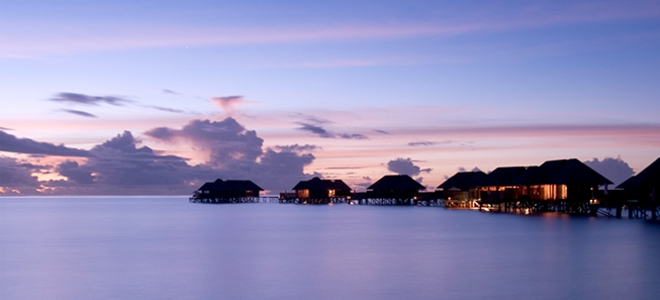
[[1, 0, 659, 195]]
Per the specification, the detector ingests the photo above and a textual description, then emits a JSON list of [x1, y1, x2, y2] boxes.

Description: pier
[[189, 196, 279, 204]]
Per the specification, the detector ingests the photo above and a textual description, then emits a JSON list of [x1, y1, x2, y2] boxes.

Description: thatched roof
[[438, 171, 487, 190], [618, 158, 660, 189], [225, 180, 264, 191], [517, 159, 611, 186], [198, 179, 263, 192], [511, 166, 540, 185], [368, 175, 425, 191], [484, 167, 528, 187], [292, 177, 351, 191]]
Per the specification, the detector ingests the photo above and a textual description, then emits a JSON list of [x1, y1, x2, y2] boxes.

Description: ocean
[[1, 196, 659, 300]]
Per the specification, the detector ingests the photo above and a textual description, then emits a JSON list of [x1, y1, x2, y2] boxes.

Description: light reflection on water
[[1, 197, 659, 300]]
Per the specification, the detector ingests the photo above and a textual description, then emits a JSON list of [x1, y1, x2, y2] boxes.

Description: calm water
[[1, 197, 659, 300]]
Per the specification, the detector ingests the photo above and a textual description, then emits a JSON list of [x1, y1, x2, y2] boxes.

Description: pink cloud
[[212, 96, 245, 114]]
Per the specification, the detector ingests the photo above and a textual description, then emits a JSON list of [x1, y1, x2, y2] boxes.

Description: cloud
[[0, 118, 320, 195], [0, 130, 90, 157], [48, 131, 214, 195], [145, 117, 318, 191], [162, 89, 181, 95], [61, 109, 97, 118], [272, 144, 319, 153], [144, 105, 186, 114], [584, 156, 635, 187], [50, 92, 187, 116], [0, 156, 42, 194], [85, 131, 201, 187], [50, 92, 131, 106], [408, 141, 436, 147], [297, 123, 333, 138], [146, 118, 264, 166], [56, 161, 94, 184], [352, 176, 374, 191], [212, 96, 246, 114], [387, 158, 432, 177], [296, 122, 368, 139], [373, 129, 390, 134], [337, 133, 368, 140]]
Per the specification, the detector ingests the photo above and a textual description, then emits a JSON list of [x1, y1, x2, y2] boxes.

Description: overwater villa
[[618, 158, 660, 219], [437, 171, 487, 208], [185, 158, 660, 219], [289, 177, 352, 204], [480, 166, 530, 204], [191, 179, 263, 203], [358, 174, 426, 205], [481, 159, 612, 213], [438, 158, 613, 213]]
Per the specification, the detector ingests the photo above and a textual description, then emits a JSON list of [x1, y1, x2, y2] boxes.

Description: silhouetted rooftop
[[198, 179, 263, 192], [368, 175, 425, 191], [484, 167, 528, 187], [517, 159, 611, 186], [292, 177, 351, 191], [438, 171, 487, 190], [618, 157, 660, 189]]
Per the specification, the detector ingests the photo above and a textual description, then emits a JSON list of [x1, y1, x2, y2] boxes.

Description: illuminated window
[[328, 189, 336, 197], [297, 189, 309, 198]]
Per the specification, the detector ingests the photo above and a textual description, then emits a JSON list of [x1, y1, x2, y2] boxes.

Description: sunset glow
[[1, 0, 659, 195]]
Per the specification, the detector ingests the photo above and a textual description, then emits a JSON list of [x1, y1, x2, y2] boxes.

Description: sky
[[1, 0, 659, 195]]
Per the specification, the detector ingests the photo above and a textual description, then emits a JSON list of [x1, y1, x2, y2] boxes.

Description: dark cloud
[[162, 89, 181, 95], [50, 92, 187, 116], [50, 92, 131, 106], [146, 118, 264, 166], [62, 109, 97, 118], [56, 161, 94, 184], [0, 126, 13, 131], [584, 157, 634, 187], [373, 129, 390, 134], [48, 131, 215, 195], [302, 115, 331, 125], [0, 156, 42, 195], [143, 127, 175, 140], [272, 144, 319, 153], [2, 118, 319, 194], [145, 106, 186, 114], [387, 158, 432, 177], [337, 133, 368, 140], [250, 149, 317, 192], [86, 131, 200, 187], [146, 117, 318, 191], [0, 130, 90, 157], [408, 141, 436, 147], [296, 123, 368, 140], [297, 123, 333, 138], [409, 140, 453, 147]]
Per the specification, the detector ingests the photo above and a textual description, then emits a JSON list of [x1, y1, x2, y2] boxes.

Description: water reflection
[[1, 197, 659, 300]]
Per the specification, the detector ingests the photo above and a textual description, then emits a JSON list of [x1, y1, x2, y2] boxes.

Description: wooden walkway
[[189, 196, 279, 204]]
